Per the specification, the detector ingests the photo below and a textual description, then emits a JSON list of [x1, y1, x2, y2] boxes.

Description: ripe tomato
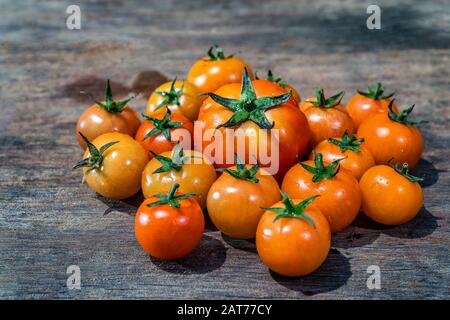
[[357, 101, 425, 168], [135, 108, 194, 159], [260, 70, 301, 103], [207, 157, 281, 239], [141, 144, 217, 209], [76, 80, 141, 150], [196, 68, 310, 181], [145, 79, 204, 121], [299, 88, 355, 147], [282, 152, 361, 232], [347, 82, 397, 128], [135, 183, 204, 260], [359, 163, 423, 225], [256, 193, 331, 277], [74, 132, 148, 200], [187, 45, 253, 93], [312, 131, 375, 180]]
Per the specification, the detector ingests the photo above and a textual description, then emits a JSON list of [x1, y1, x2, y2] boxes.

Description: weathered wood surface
[[0, 0, 449, 299]]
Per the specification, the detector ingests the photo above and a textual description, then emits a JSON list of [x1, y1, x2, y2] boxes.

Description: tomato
[[357, 101, 425, 168], [260, 70, 301, 103], [135, 183, 204, 260], [141, 144, 217, 209], [256, 192, 331, 277], [145, 79, 204, 121], [347, 82, 397, 128], [359, 163, 423, 225], [282, 152, 361, 232], [299, 88, 355, 147], [206, 157, 281, 239], [196, 68, 310, 181], [187, 45, 253, 94], [74, 132, 148, 200], [312, 131, 375, 180], [135, 108, 194, 159], [76, 80, 141, 150]]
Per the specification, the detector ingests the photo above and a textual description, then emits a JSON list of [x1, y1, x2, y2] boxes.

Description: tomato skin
[[256, 203, 330, 277], [135, 112, 194, 160], [281, 160, 361, 232], [146, 80, 204, 121], [206, 167, 281, 239], [82, 132, 148, 200], [76, 104, 141, 150], [312, 140, 375, 180], [135, 197, 204, 260], [283, 83, 301, 103], [357, 113, 423, 168], [347, 94, 397, 128], [359, 165, 423, 225]]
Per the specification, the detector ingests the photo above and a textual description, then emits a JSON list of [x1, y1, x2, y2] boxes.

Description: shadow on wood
[[95, 192, 144, 216], [413, 158, 443, 188], [221, 234, 257, 254]]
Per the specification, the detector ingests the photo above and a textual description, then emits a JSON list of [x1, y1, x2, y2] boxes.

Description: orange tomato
[[262, 70, 301, 103]]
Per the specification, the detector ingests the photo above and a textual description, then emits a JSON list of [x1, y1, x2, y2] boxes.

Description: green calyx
[[263, 192, 319, 228], [81, 79, 137, 113], [204, 68, 291, 129], [390, 161, 424, 183], [73, 132, 119, 182], [155, 78, 184, 111], [266, 70, 287, 87], [142, 108, 184, 142], [217, 154, 260, 183], [301, 152, 345, 182], [151, 144, 197, 174], [206, 44, 232, 60], [309, 88, 344, 108], [357, 82, 394, 100], [328, 131, 364, 153], [147, 183, 196, 209], [387, 99, 427, 126]]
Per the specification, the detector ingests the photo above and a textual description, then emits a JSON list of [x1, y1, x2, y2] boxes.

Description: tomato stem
[[147, 183, 197, 209], [151, 144, 199, 174], [206, 45, 233, 60], [390, 161, 424, 183], [301, 152, 345, 182], [309, 88, 344, 108], [142, 108, 184, 142], [357, 82, 395, 100], [328, 131, 364, 153], [217, 154, 260, 183], [387, 100, 427, 126], [154, 78, 184, 111]]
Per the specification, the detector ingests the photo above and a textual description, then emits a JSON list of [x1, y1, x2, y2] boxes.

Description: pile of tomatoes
[[74, 45, 426, 277]]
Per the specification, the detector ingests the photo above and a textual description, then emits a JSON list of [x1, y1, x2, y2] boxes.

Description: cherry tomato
[[359, 163, 423, 225], [197, 68, 310, 181], [260, 70, 301, 103], [357, 100, 425, 168], [299, 88, 355, 147], [207, 156, 281, 239], [346, 82, 398, 128], [135, 183, 204, 260], [282, 152, 361, 232], [74, 132, 148, 200], [311, 131, 375, 180], [256, 192, 331, 277], [187, 45, 253, 94], [76, 80, 141, 150], [141, 144, 217, 209], [135, 108, 194, 159], [146, 79, 204, 121]]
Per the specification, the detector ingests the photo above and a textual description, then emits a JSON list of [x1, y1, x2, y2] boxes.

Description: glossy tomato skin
[[141, 150, 216, 209], [146, 80, 204, 121], [197, 81, 311, 181], [281, 161, 361, 232], [284, 83, 301, 103], [256, 203, 331, 277], [312, 140, 375, 180], [76, 104, 141, 150], [188, 56, 253, 94], [347, 94, 397, 128], [207, 167, 281, 239], [135, 197, 204, 260], [357, 113, 423, 168], [135, 111, 194, 159], [299, 99, 355, 147], [359, 165, 423, 225], [82, 132, 148, 200]]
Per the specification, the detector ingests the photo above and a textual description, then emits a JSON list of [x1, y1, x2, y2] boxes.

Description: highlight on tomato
[[74, 132, 148, 200], [135, 183, 204, 260], [357, 100, 426, 168], [359, 162, 424, 225], [256, 192, 331, 277], [187, 45, 253, 94], [257, 70, 301, 103], [207, 155, 281, 239], [282, 152, 361, 232]]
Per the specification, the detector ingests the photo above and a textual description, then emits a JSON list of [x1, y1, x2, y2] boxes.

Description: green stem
[[387, 100, 427, 126], [357, 82, 395, 100], [309, 88, 344, 108], [328, 131, 365, 153], [390, 161, 424, 183], [301, 152, 345, 182], [147, 183, 197, 209], [217, 154, 260, 183]]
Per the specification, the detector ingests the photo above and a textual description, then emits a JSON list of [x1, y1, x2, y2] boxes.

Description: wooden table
[[1, 0, 449, 299]]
